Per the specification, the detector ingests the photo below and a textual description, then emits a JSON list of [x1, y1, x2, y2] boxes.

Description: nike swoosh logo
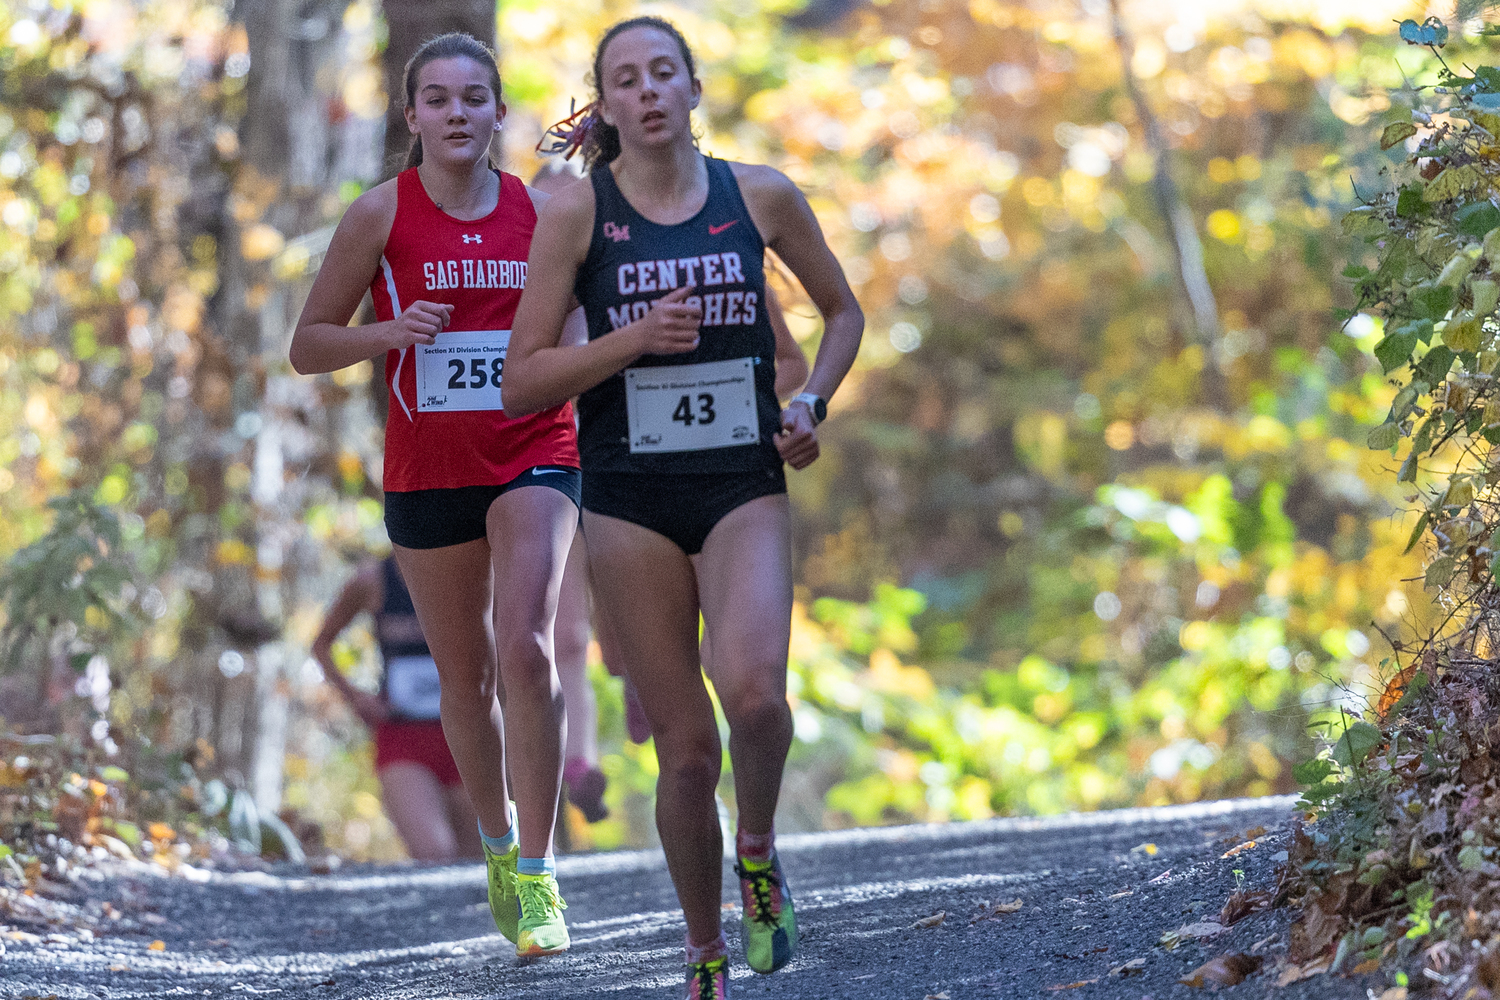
[[708, 220, 739, 235], [531, 469, 567, 475]]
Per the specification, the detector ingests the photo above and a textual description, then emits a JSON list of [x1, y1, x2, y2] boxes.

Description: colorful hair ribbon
[[536, 98, 599, 160]]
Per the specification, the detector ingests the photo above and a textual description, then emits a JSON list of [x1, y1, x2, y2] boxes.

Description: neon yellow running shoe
[[735, 852, 796, 974], [516, 871, 570, 957], [483, 841, 520, 943], [686, 956, 730, 999]]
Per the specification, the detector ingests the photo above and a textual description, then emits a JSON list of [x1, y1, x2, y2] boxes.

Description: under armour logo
[[462, 234, 482, 244], [603, 221, 630, 243]]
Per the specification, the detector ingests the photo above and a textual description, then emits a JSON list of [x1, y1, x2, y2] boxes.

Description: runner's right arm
[[504, 179, 703, 417], [289, 183, 453, 376], [310, 561, 390, 729]]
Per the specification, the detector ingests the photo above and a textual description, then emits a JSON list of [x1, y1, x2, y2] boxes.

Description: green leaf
[[1375, 329, 1421, 373], [1455, 201, 1500, 237], [1406, 511, 1432, 554], [1381, 121, 1419, 150], [1344, 206, 1389, 237], [1475, 279, 1500, 318], [1415, 345, 1457, 383], [1425, 554, 1457, 587], [1397, 185, 1428, 219], [98, 765, 129, 782], [1446, 477, 1476, 508], [1331, 721, 1382, 766], [1445, 314, 1484, 352], [1459, 844, 1484, 870], [1367, 422, 1401, 450], [1410, 283, 1455, 320], [1425, 166, 1484, 203], [1293, 758, 1335, 785], [0, 844, 11, 860], [1342, 263, 1370, 278]]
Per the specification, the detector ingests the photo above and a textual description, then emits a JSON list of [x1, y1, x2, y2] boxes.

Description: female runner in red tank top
[[290, 33, 575, 958]]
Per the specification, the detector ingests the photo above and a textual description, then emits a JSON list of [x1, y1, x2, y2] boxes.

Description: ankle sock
[[518, 856, 555, 877], [685, 930, 728, 965], [479, 801, 518, 855], [736, 827, 774, 865]]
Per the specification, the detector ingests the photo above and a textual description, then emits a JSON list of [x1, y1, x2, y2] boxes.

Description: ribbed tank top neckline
[[400, 166, 509, 226], [593, 155, 749, 237]]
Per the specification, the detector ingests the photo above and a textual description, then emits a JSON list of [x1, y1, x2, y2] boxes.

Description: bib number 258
[[415, 329, 510, 412], [448, 355, 504, 390]]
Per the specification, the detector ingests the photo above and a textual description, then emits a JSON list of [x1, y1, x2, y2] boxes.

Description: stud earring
[[493, 122, 503, 132]]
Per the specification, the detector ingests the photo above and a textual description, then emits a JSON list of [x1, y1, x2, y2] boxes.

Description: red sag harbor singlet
[[371, 168, 578, 492]]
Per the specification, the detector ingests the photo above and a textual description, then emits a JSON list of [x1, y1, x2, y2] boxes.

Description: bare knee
[[720, 681, 791, 738], [497, 632, 555, 694], [439, 664, 499, 709], [656, 732, 722, 794]]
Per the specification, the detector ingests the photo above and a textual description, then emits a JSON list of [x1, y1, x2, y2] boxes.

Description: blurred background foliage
[[0, 0, 1458, 859]]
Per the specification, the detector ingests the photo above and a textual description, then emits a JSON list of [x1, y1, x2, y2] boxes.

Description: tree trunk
[[1108, 0, 1229, 408], [379, 0, 497, 180]]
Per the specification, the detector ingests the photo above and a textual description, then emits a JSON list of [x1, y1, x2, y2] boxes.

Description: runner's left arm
[[736, 165, 864, 469], [766, 283, 810, 400]]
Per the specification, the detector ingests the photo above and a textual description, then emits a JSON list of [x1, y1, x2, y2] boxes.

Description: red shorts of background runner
[[373, 720, 462, 787]]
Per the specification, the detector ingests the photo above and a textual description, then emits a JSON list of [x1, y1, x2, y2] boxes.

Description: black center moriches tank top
[[574, 155, 782, 476]]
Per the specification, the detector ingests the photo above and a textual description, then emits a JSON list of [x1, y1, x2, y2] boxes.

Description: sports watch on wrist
[[791, 392, 827, 425]]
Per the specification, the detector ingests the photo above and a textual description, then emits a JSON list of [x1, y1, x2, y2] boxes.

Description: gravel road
[[2, 796, 1384, 999]]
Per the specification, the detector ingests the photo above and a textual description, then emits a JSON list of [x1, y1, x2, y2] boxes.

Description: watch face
[[812, 397, 827, 422]]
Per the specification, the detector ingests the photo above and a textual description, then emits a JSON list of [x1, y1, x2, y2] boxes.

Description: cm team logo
[[603, 221, 630, 242]]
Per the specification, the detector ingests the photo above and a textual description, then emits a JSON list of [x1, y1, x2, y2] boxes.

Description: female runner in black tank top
[[505, 17, 863, 997]]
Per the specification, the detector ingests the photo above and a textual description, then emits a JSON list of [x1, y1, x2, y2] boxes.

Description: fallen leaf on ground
[[1147, 869, 1173, 883], [1378, 988, 1408, 1000], [108, 965, 128, 972], [1350, 958, 1381, 975], [149, 940, 165, 951], [1276, 955, 1332, 986], [1179, 953, 1263, 987], [925, 993, 950, 999], [971, 898, 1022, 923], [1044, 981, 1099, 991], [1109, 957, 1147, 977], [1107, 890, 1133, 899], [1219, 889, 1272, 926], [1160, 921, 1228, 949], [1132, 842, 1159, 855], [1242, 825, 1267, 839], [912, 911, 946, 928], [1220, 840, 1257, 859]]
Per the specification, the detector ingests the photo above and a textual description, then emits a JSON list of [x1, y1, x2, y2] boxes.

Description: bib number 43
[[672, 393, 716, 426], [625, 357, 758, 453]]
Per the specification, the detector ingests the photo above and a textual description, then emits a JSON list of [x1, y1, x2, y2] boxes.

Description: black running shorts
[[385, 465, 581, 550], [581, 467, 787, 556]]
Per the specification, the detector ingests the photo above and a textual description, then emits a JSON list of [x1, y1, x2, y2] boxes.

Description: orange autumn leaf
[[149, 940, 166, 951], [1376, 662, 1418, 720], [148, 822, 176, 842]]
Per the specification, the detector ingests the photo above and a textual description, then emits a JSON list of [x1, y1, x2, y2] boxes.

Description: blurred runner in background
[[311, 556, 482, 862]]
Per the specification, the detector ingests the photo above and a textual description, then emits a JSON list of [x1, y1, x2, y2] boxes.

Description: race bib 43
[[415, 330, 509, 412], [625, 357, 759, 453]]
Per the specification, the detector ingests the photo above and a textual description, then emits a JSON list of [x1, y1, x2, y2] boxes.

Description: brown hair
[[402, 33, 503, 170], [581, 17, 697, 169]]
